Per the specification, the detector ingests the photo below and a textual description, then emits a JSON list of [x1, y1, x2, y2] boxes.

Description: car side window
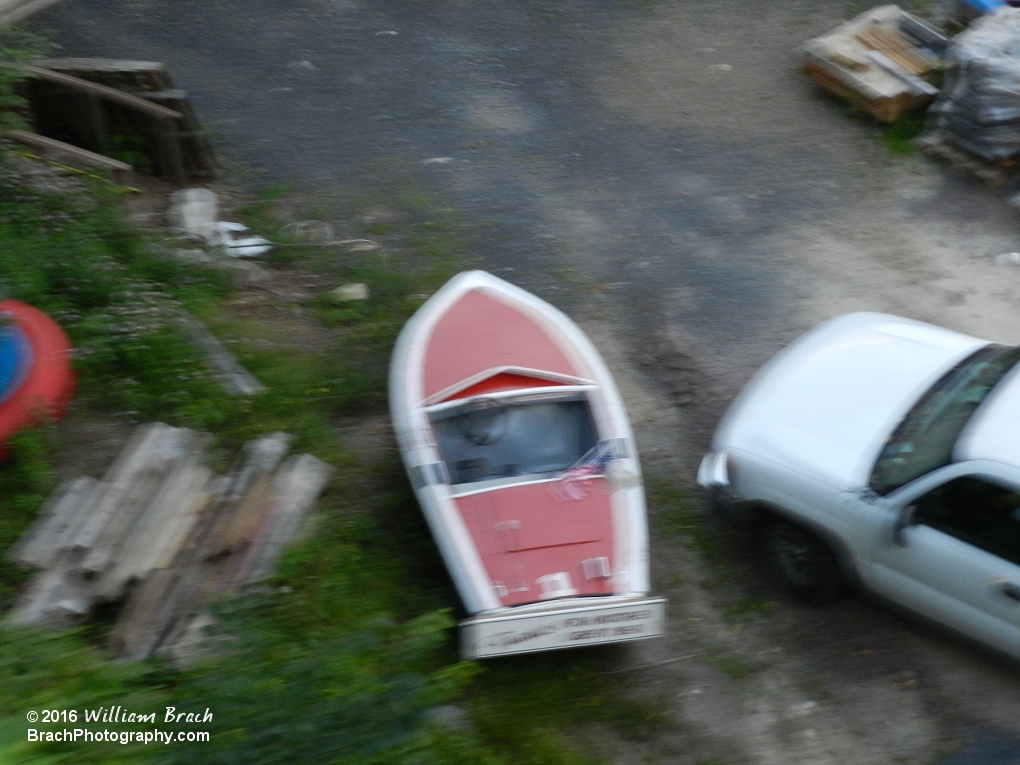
[[912, 476, 1020, 566]]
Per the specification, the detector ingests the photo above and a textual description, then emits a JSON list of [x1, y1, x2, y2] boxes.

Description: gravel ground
[[33, 0, 1020, 762]]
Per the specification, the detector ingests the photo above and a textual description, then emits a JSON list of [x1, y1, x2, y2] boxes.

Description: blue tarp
[[962, 0, 1007, 13]]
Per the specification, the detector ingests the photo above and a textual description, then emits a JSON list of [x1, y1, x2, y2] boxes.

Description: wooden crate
[[803, 4, 945, 123], [804, 58, 929, 123]]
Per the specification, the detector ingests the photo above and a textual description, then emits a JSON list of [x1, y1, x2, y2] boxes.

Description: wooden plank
[[133, 478, 240, 658], [151, 469, 215, 570], [152, 435, 294, 651], [11, 476, 101, 569], [215, 453, 332, 593], [244, 454, 333, 586], [34, 58, 167, 75], [24, 67, 181, 120], [110, 568, 181, 660], [160, 610, 219, 668], [79, 425, 193, 574], [5, 130, 131, 173], [7, 549, 92, 629], [133, 89, 187, 101], [855, 27, 930, 77], [224, 433, 292, 502], [94, 452, 212, 600], [72, 423, 169, 550]]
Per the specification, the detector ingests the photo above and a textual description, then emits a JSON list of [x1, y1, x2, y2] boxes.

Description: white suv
[[699, 312, 1020, 659]]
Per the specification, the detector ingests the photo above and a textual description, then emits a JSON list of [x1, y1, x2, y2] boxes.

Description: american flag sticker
[[549, 442, 615, 502]]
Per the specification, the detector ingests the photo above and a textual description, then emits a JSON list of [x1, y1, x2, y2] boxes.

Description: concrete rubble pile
[[8, 422, 332, 661]]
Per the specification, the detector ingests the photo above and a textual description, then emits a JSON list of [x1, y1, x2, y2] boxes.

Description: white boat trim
[[390, 270, 651, 619], [424, 384, 597, 415], [422, 365, 595, 406], [449, 472, 606, 499]]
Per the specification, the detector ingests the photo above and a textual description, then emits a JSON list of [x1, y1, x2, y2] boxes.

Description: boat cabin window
[[430, 393, 598, 485]]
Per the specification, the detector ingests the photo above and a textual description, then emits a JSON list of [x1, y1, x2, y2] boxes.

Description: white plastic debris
[[993, 252, 1020, 264], [166, 188, 218, 236], [193, 221, 273, 257], [346, 240, 379, 252], [423, 157, 454, 164], [330, 283, 369, 302], [166, 190, 273, 258], [170, 188, 217, 207]]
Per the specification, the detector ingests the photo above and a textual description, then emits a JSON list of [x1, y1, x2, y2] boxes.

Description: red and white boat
[[390, 271, 664, 658]]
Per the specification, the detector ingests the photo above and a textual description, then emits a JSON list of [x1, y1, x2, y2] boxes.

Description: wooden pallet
[[915, 131, 1017, 188]]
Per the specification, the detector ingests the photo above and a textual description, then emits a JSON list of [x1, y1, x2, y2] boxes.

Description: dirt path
[[35, 0, 1020, 762]]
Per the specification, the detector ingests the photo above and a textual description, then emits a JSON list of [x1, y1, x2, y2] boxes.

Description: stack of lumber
[[803, 5, 947, 123], [20, 58, 217, 181], [8, 423, 332, 660]]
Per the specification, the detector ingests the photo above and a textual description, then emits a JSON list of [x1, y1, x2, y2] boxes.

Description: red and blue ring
[[0, 300, 75, 451]]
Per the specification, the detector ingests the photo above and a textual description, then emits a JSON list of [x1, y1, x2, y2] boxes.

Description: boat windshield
[[430, 392, 598, 486], [870, 344, 1020, 495]]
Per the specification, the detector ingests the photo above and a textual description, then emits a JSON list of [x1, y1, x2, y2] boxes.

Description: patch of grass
[[363, 222, 395, 235], [0, 627, 168, 763], [470, 651, 674, 760], [0, 155, 669, 764], [0, 429, 56, 608], [720, 595, 775, 624], [883, 114, 926, 155], [648, 480, 731, 576], [0, 29, 52, 132], [714, 656, 754, 680]]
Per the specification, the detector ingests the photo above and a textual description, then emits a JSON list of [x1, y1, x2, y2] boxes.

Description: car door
[[868, 462, 1020, 659]]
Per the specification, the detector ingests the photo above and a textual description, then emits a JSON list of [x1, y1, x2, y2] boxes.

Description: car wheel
[[764, 519, 845, 606]]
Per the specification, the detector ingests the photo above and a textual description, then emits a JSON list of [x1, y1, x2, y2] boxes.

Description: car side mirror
[[892, 503, 916, 546]]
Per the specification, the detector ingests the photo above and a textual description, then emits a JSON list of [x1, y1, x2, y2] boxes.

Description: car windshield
[[870, 344, 1020, 495], [430, 392, 597, 486]]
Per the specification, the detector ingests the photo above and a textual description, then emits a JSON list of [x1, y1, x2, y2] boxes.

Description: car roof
[[956, 361, 1020, 468]]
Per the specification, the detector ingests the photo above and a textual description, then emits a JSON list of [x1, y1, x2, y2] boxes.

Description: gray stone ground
[[33, 0, 1020, 762]]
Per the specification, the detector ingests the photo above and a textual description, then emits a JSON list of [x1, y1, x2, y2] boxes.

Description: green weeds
[[0, 150, 675, 764], [0, 429, 55, 608], [647, 480, 731, 581], [0, 28, 51, 132], [883, 115, 927, 155]]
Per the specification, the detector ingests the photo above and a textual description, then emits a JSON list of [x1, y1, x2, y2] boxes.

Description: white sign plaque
[[460, 597, 666, 659]]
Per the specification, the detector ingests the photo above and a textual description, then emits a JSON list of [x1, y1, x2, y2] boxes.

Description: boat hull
[[390, 271, 661, 655]]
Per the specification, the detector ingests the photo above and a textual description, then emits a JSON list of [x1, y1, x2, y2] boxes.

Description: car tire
[[764, 519, 845, 606]]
